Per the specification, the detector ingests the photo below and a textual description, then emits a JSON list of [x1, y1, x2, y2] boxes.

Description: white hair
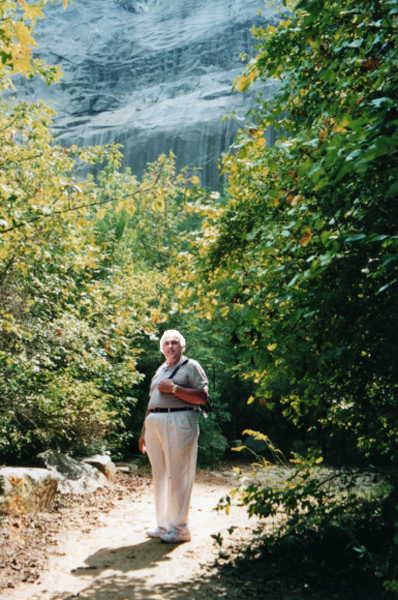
[[160, 329, 186, 353]]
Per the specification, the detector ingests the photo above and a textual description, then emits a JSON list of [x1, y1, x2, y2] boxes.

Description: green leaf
[[320, 69, 336, 84], [387, 180, 398, 198], [345, 234, 366, 243], [376, 279, 397, 295], [348, 38, 363, 48]]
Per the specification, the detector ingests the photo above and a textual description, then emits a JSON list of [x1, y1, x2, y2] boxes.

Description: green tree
[[175, 0, 398, 588], [182, 0, 398, 465], [0, 0, 200, 460]]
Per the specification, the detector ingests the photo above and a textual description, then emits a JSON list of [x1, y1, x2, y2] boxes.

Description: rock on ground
[[82, 455, 117, 482], [0, 467, 58, 515], [38, 450, 109, 495]]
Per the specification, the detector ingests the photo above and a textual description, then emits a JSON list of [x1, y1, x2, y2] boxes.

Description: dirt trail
[[1, 468, 262, 600]]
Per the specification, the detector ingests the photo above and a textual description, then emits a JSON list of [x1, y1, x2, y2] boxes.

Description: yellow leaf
[[0, 248, 8, 259], [338, 116, 350, 128], [220, 306, 229, 317], [151, 197, 165, 212], [315, 457, 323, 464], [12, 57, 34, 74], [126, 203, 136, 216], [247, 395, 255, 405], [16, 22, 37, 48], [333, 116, 351, 133], [150, 308, 160, 324], [155, 195, 165, 212], [243, 429, 269, 442], [286, 194, 303, 208], [97, 209, 106, 219], [237, 75, 248, 92], [307, 37, 321, 50], [267, 343, 277, 351], [299, 228, 312, 246], [191, 176, 200, 186], [23, 4, 45, 22], [248, 68, 259, 82]]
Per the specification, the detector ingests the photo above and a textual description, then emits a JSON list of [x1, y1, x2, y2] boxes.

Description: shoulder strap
[[167, 359, 189, 380]]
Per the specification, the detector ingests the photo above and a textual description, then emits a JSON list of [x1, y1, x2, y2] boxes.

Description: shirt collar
[[164, 355, 186, 369]]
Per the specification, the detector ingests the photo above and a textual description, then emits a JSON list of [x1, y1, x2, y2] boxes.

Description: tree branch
[[0, 162, 174, 235]]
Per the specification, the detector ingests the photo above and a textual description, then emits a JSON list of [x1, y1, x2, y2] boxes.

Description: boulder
[[245, 435, 268, 454], [38, 450, 109, 494], [0, 467, 58, 515], [82, 455, 116, 482], [115, 461, 140, 474]]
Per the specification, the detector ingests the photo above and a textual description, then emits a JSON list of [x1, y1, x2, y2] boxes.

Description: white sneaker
[[146, 526, 168, 538], [160, 530, 191, 543]]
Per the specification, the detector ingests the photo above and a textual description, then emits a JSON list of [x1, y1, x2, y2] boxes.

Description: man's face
[[162, 335, 182, 365]]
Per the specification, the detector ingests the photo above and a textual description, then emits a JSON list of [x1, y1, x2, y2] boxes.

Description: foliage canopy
[[178, 0, 398, 465], [0, 0, 204, 459], [175, 0, 398, 590]]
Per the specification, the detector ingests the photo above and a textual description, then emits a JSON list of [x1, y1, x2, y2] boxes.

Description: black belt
[[149, 407, 194, 413]]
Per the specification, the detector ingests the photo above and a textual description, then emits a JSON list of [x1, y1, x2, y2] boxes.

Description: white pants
[[145, 410, 198, 534]]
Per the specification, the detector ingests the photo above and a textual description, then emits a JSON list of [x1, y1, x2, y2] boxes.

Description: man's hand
[[158, 379, 175, 394], [138, 434, 146, 454]]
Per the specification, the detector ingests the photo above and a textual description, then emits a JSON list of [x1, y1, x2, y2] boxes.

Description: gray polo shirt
[[148, 356, 208, 409]]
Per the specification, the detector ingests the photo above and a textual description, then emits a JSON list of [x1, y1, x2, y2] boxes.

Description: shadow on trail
[[52, 573, 234, 600], [61, 537, 235, 600], [53, 544, 385, 600], [55, 552, 257, 600], [71, 538, 175, 576], [60, 530, 385, 600], [53, 554, 361, 600]]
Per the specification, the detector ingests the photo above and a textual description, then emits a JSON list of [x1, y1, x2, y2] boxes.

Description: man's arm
[[138, 406, 150, 454], [157, 379, 208, 405]]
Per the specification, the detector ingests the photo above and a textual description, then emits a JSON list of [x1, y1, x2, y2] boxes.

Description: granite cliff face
[[21, 0, 280, 186]]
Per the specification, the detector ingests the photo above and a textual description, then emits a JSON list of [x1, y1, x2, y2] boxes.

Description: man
[[138, 329, 208, 543]]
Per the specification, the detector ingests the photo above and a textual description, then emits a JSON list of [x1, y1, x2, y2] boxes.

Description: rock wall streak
[[22, 0, 280, 186]]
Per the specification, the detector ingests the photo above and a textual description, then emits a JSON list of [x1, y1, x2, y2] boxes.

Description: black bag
[[200, 394, 214, 418]]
